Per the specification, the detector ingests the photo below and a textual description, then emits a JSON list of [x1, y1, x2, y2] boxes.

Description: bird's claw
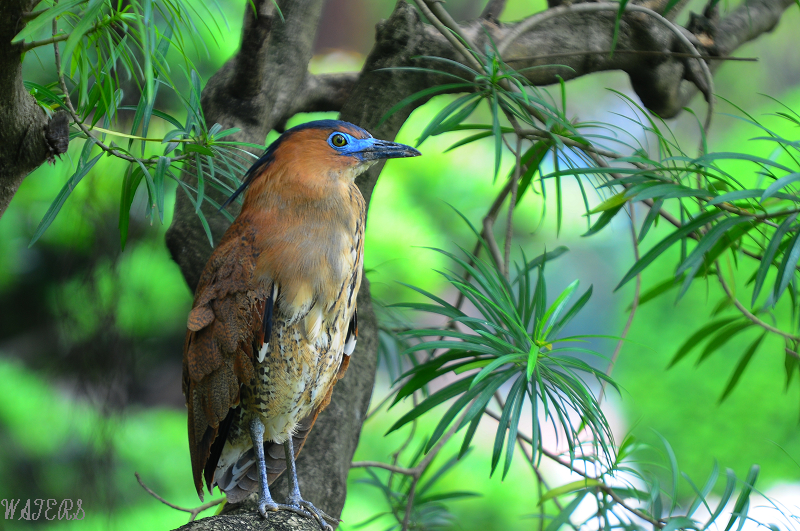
[[255, 496, 334, 531], [285, 497, 337, 531]]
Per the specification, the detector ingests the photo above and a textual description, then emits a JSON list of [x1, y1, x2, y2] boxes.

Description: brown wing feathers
[[183, 224, 263, 498], [202, 283, 276, 492]]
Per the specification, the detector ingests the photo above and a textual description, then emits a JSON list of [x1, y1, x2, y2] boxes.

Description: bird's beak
[[356, 139, 421, 161]]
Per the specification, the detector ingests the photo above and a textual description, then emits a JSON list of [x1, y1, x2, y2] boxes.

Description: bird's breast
[[244, 302, 352, 443], [251, 184, 364, 324]]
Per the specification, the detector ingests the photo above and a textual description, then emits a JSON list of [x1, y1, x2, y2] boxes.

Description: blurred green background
[[1, 0, 799, 529]]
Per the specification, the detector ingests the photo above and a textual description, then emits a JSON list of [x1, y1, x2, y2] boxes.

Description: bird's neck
[[242, 165, 352, 213], [238, 169, 365, 321]]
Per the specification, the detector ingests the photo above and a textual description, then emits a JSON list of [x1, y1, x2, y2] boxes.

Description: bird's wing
[[182, 224, 270, 499]]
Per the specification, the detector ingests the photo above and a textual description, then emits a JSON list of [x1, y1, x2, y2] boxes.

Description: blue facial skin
[[327, 132, 421, 161]]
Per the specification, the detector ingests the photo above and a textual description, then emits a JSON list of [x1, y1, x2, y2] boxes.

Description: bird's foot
[[255, 495, 335, 531], [256, 497, 309, 520], [284, 495, 337, 531]]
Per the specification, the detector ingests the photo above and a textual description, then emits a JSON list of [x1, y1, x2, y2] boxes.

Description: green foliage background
[[1, 0, 799, 530]]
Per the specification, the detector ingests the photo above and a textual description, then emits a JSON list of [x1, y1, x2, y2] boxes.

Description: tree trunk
[[0, 0, 69, 220]]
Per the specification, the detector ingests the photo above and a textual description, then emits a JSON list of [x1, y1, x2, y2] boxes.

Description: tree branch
[[716, 264, 800, 342], [480, 0, 507, 20], [0, 1, 69, 220], [497, 2, 715, 131], [281, 72, 360, 127], [136, 472, 224, 523]]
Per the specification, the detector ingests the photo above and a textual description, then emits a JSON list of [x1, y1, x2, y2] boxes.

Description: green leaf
[[61, 0, 105, 75], [663, 517, 700, 531], [547, 286, 592, 340], [185, 144, 214, 156], [30, 150, 103, 246], [135, 0, 155, 105], [377, 83, 475, 127], [785, 349, 799, 391], [540, 479, 602, 504], [773, 228, 800, 302], [418, 93, 480, 144], [610, 0, 629, 55], [515, 141, 550, 205], [532, 264, 547, 336], [544, 491, 588, 531], [696, 321, 753, 365], [632, 183, 710, 202], [194, 154, 205, 213], [537, 279, 580, 339], [461, 371, 515, 430], [675, 216, 754, 278], [669, 317, 739, 367], [13, 0, 86, 43], [686, 461, 719, 517], [707, 188, 795, 206], [119, 163, 145, 250], [445, 131, 493, 152], [386, 378, 473, 434], [153, 155, 168, 222], [425, 378, 489, 453], [492, 375, 526, 475], [176, 180, 215, 247], [634, 276, 681, 309], [583, 203, 624, 237], [724, 465, 759, 531], [616, 211, 724, 290], [656, 431, 680, 514], [704, 469, 737, 529], [471, 353, 525, 389], [761, 172, 800, 201], [719, 333, 766, 403], [589, 191, 628, 214], [503, 377, 527, 478], [753, 213, 797, 306], [459, 414, 481, 458], [491, 87, 502, 179], [638, 198, 664, 242], [694, 152, 794, 175]]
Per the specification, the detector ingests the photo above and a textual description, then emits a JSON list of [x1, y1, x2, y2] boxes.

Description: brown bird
[[182, 120, 420, 526]]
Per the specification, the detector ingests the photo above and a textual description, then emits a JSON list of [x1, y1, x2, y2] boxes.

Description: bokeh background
[[1, 0, 799, 529]]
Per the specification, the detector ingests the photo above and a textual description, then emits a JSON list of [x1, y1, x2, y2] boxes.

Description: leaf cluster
[[20, 1, 264, 249], [388, 234, 615, 478]]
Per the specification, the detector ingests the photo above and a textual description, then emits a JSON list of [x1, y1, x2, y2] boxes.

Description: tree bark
[[0, 0, 69, 220]]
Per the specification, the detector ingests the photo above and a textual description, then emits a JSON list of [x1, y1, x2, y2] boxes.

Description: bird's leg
[[283, 436, 336, 531], [248, 417, 314, 521]]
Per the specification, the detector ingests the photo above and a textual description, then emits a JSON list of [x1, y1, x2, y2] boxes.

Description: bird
[[181, 119, 420, 527]]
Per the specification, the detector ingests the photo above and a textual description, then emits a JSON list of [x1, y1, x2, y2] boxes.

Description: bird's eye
[[331, 133, 348, 147]]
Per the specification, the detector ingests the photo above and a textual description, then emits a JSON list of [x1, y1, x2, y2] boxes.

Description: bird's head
[[223, 120, 420, 208]]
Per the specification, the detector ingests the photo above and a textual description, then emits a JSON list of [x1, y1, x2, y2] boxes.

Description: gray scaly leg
[[249, 417, 316, 522], [283, 436, 335, 531]]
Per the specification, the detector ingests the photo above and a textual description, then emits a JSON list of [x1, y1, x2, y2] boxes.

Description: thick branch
[[179, 510, 320, 531], [0, 1, 69, 220], [489, 0, 794, 118], [480, 0, 507, 20], [715, 0, 795, 53], [281, 72, 360, 127]]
